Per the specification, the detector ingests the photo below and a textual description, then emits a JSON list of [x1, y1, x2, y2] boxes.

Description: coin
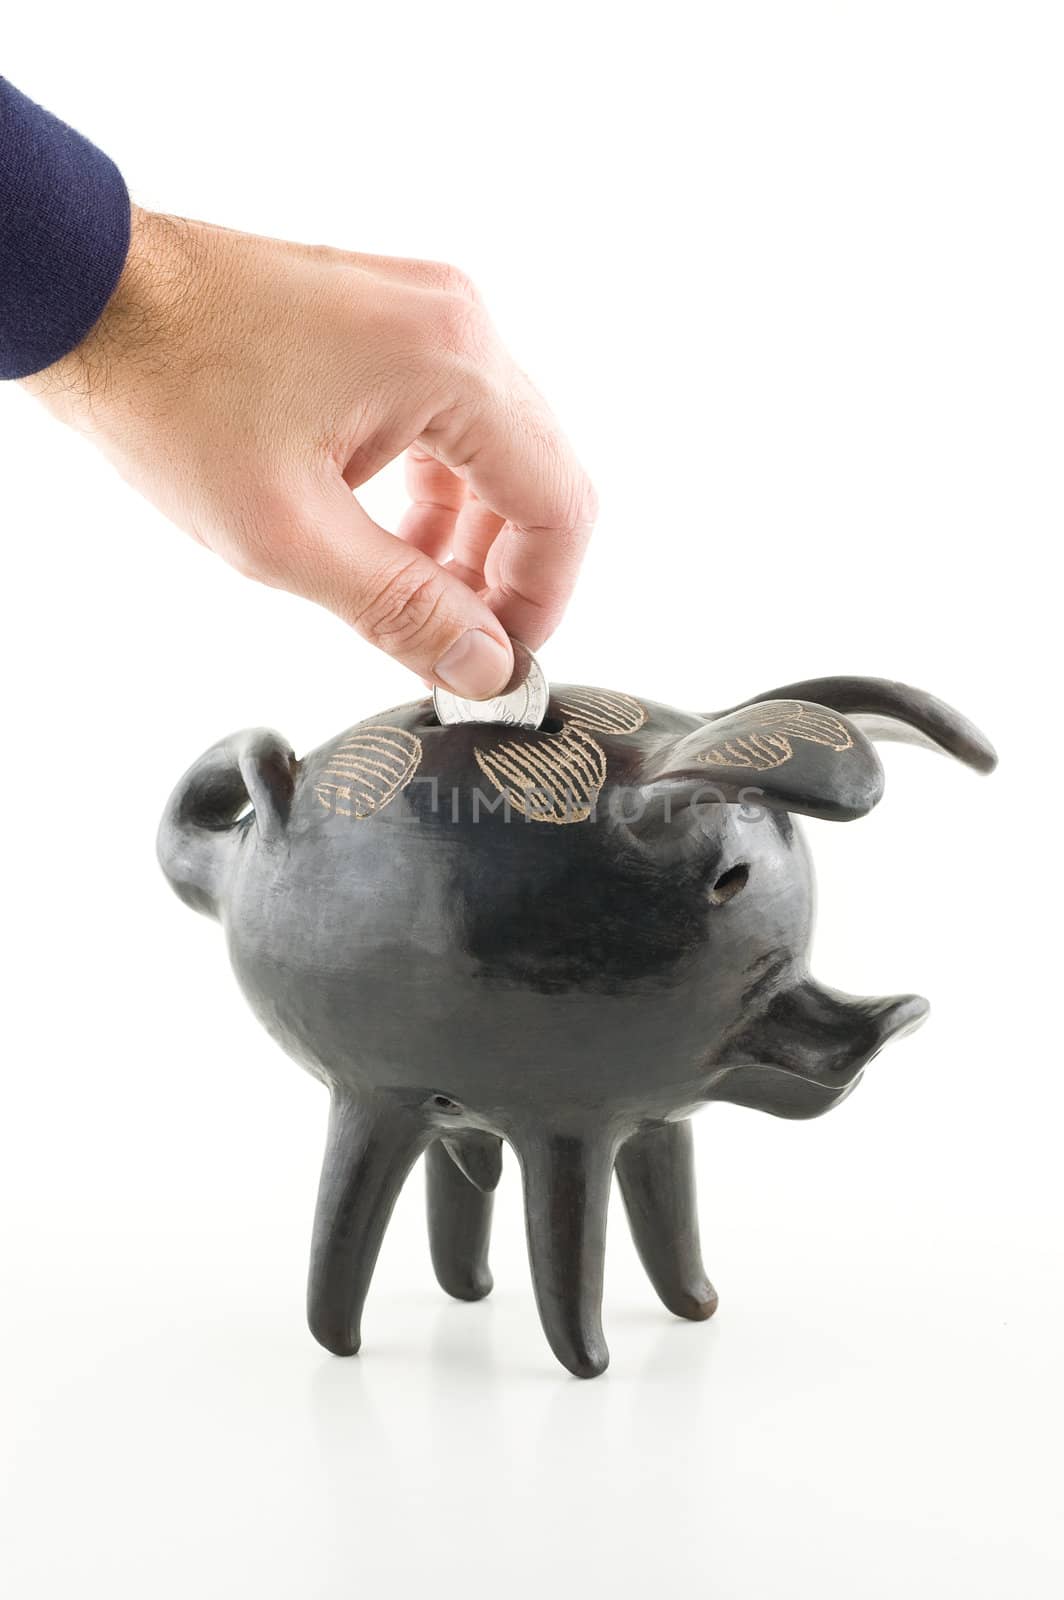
[[433, 639, 550, 730]]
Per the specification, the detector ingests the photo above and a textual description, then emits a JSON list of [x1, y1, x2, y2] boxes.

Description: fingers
[[423, 374, 597, 649], [397, 446, 466, 562], [450, 492, 505, 589], [276, 472, 514, 697], [399, 446, 506, 590], [349, 262, 596, 650]]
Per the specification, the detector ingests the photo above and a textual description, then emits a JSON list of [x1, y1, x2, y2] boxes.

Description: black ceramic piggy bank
[[159, 674, 995, 1377]]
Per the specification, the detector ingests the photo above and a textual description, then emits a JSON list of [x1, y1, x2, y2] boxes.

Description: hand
[[23, 207, 596, 699]]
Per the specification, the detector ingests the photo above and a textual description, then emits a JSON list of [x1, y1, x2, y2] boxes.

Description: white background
[[2, 4, 1061, 1596]]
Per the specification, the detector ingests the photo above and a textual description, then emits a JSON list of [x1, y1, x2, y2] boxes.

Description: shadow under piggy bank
[[158, 674, 996, 1377]]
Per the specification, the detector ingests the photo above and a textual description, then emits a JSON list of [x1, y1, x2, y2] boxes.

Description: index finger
[[432, 374, 597, 649]]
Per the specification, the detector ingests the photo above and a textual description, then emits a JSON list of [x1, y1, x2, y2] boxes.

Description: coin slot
[[538, 715, 564, 734], [708, 863, 750, 905]]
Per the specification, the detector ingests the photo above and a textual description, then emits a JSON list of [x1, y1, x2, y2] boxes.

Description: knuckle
[[574, 474, 600, 530], [215, 524, 282, 586], [530, 476, 599, 545], [217, 494, 295, 586], [387, 258, 480, 300], [558, 463, 599, 536], [229, 545, 275, 584], [424, 288, 491, 358], [426, 260, 480, 301], [209, 481, 322, 590], [355, 556, 449, 652]]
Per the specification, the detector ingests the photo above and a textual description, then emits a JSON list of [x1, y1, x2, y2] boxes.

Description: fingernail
[[434, 630, 512, 700]]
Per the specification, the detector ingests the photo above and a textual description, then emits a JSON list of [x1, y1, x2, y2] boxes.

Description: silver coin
[[433, 639, 550, 730]]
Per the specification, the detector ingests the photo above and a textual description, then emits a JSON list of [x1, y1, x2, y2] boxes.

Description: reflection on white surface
[[2, 1197, 1061, 1599]]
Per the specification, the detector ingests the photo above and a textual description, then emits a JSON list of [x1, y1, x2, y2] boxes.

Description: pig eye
[[429, 1094, 462, 1114], [708, 863, 750, 906]]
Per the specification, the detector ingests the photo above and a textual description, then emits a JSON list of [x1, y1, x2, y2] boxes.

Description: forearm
[[0, 77, 130, 379]]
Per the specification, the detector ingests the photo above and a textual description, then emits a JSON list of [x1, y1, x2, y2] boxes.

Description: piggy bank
[[158, 674, 995, 1377]]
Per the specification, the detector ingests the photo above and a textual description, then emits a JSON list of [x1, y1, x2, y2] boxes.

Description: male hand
[[23, 208, 596, 699]]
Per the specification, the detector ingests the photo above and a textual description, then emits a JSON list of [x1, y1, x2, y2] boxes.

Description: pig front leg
[[517, 1127, 619, 1379], [307, 1092, 429, 1356]]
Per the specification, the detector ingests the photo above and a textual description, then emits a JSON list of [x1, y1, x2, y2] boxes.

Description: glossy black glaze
[[158, 677, 996, 1377]]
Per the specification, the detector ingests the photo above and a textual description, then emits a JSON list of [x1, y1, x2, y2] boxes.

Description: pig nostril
[[708, 863, 750, 905]]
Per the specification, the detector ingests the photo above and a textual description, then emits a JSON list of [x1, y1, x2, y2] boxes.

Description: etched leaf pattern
[[475, 726, 609, 823], [316, 691, 650, 828], [697, 702, 854, 772], [315, 726, 423, 819], [556, 688, 648, 735]]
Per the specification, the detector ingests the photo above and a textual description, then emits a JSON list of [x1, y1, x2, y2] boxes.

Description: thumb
[[286, 476, 514, 697]]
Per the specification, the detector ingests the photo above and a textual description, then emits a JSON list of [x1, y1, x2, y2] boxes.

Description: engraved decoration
[[315, 725, 423, 819], [556, 689, 648, 735], [475, 725, 609, 824], [697, 701, 854, 773], [317, 690, 651, 828], [471, 687, 649, 825]]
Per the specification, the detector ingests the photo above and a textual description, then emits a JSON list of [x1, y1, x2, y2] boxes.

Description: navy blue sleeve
[[0, 78, 131, 380]]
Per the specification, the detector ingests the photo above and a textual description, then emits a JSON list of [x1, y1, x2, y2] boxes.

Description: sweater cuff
[[0, 79, 131, 380]]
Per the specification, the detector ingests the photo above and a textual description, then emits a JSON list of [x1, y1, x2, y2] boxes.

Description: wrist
[[22, 206, 200, 408]]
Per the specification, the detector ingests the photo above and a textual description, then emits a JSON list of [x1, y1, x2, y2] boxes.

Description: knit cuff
[[0, 78, 131, 380]]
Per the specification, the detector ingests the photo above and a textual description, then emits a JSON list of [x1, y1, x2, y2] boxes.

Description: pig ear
[[157, 728, 296, 918], [640, 700, 885, 822], [711, 677, 997, 774]]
